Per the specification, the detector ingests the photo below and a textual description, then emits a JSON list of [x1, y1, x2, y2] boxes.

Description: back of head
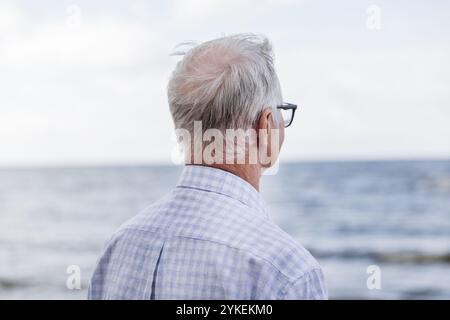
[[167, 34, 283, 133]]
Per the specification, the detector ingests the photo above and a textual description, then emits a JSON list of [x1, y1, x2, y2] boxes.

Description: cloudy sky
[[1, 0, 449, 166]]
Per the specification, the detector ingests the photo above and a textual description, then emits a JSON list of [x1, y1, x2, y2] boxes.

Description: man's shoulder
[[239, 219, 322, 281], [109, 189, 321, 282]]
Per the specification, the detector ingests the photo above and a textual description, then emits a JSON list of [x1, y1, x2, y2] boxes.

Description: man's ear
[[257, 108, 273, 132], [256, 108, 272, 150], [257, 108, 275, 168]]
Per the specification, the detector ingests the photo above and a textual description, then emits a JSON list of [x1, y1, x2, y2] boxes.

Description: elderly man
[[88, 34, 327, 300]]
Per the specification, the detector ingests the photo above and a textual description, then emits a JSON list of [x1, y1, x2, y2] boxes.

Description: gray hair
[[167, 34, 283, 133]]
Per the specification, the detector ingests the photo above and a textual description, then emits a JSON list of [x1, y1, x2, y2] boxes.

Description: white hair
[[167, 34, 283, 133]]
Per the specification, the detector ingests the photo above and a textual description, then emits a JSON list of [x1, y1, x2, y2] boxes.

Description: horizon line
[[1, 156, 449, 170]]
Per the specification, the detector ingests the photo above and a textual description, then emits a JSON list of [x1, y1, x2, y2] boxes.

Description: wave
[[0, 278, 30, 290], [420, 176, 450, 193], [374, 252, 450, 264], [311, 249, 450, 264]]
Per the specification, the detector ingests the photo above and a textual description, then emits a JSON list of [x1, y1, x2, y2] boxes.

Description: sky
[[1, 0, 449, 166]]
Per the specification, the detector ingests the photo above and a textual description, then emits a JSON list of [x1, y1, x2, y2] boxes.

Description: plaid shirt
[[88, 165, 327, 299]]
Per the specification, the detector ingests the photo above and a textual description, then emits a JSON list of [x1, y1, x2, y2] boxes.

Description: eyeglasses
[[277, 102, 298, 128]]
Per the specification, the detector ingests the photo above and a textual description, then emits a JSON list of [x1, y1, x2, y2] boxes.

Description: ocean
[[0, 160, 449, 299]]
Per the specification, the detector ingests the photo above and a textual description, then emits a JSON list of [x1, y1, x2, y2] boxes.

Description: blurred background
[[0, 0, 449, 299]]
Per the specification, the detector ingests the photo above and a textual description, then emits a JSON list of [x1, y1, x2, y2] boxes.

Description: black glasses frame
[[277, 102, 298, 128]]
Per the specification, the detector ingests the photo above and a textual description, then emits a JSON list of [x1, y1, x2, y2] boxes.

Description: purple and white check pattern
[[88, 165, 327, 300]]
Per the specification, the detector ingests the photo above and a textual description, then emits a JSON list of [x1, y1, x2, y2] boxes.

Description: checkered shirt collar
[[176, 165, 270, 220]]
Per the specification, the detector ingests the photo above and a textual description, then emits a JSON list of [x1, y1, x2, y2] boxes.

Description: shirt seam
[[277, 268, 323, 299]]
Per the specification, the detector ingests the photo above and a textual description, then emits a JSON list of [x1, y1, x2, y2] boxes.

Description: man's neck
[[190, 163, 261, 192]]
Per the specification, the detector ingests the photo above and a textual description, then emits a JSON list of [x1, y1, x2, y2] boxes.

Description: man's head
[[167, 34, 285, 170]]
